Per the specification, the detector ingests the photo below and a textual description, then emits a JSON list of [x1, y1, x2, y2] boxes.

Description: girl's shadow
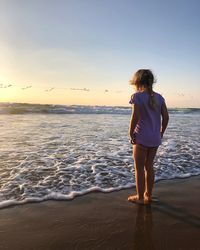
[[132, 200, 200, 250]]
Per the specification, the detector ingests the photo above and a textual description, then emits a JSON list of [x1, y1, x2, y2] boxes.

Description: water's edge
[[1, 173, 199, 210]]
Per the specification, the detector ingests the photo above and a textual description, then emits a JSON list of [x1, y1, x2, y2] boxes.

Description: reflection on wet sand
[[133, 204, 154, 250]]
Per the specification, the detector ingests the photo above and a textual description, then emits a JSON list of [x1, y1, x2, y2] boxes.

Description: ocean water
[[0, 103, 199, 208]]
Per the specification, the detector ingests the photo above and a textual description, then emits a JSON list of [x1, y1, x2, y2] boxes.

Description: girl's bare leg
[[144, 147, 158, 202], [128, 144, 147, 203]]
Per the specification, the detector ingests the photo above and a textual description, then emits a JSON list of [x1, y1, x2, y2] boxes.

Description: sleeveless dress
[[129, 91, 165, 147]]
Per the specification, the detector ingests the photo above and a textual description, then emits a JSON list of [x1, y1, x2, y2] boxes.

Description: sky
[[0, 0, 200, 107]]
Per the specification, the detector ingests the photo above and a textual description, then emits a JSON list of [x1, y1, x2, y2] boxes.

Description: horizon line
[[0, 101, 199, 109]]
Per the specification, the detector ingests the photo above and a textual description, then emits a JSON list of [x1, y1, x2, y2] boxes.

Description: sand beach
[[1, 0, 200, 249], [0, 176, 199, 250]]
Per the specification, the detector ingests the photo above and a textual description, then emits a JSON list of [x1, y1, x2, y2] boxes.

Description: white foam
[[0, 111, 199, 209]]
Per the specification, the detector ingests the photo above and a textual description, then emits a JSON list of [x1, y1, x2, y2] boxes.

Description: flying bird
[[177, 92, 185, 97], [45, 88, 54, 92], [21, 86, 32, 90], [71, 88, 90, 91], [0, 84, 12, 88]]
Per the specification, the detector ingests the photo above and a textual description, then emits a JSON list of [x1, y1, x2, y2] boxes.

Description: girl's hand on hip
[[129, 133, 136, 145]]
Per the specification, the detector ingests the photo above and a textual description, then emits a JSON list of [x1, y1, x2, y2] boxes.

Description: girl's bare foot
[[144, 194, 152, 204], [128, 195, 144, 204]]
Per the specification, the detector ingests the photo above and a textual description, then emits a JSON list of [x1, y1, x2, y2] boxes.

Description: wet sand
[[0, 176, 199, 250]]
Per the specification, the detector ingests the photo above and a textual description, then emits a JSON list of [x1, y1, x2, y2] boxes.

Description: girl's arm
[[161, 102, 169, 138], [129, 104, 140, 141]]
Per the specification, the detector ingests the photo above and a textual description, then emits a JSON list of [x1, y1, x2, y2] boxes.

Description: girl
[[128, 69, 169, 204]]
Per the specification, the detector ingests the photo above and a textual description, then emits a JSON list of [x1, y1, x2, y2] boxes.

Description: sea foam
[[0, 108, 199, 209]]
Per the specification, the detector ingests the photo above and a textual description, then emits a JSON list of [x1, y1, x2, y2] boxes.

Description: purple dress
[[129, 91, 165, 147]]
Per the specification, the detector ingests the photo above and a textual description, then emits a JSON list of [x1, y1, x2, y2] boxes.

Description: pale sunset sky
[[0, 0, 200, 107]]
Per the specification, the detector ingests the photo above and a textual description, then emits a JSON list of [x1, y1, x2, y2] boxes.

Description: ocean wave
[[0, 112, 199, 209], [0, 102, 199, 115]]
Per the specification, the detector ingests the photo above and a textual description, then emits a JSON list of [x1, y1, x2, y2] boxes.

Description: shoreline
[[0, 174, 199, 210], [0, 175, 200, 250]]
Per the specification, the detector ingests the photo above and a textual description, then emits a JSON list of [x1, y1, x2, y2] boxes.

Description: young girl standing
[[128, 69, 169, 204]]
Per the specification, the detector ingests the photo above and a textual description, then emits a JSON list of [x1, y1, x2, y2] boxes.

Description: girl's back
[[129, 91, 165, 147]]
